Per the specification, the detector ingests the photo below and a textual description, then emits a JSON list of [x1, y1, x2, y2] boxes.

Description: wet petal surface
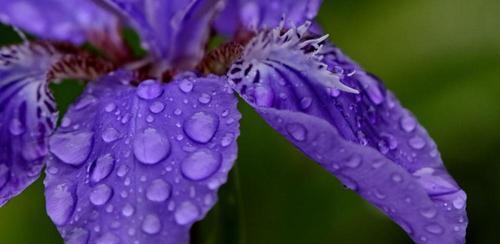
[[0, 0, 120, 45], [227, 24, 467, 243], [215, 0, 322, 36], [0, 43, 60, 205], [44, 71, 240, 244], [104, 0, 224, 68]]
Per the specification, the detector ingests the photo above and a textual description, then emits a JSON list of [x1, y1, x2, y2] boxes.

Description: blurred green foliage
[[1, 0, 499, 243]]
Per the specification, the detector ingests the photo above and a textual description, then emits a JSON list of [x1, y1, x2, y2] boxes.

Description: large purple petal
[[0, 43, 60, 206], [0, 0, 121, 45], [226, 23, 467, 243], [103, 0, 224, 68], [214, 0, 322, 36], [44, 71, 240, 243]]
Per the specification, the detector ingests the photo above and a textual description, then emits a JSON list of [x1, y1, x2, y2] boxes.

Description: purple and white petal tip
[[0, 43, 60, 206], [44, 71, 241, 244], [0, 0, 120, 45], [227, 22, 467, 243]]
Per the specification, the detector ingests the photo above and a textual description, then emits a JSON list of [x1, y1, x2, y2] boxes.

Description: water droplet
[[179, 80, 193, 93], [174, 201, 199, 225], [146, 179, 171, 202], [121, 203, 135, 217], [133, 128, 170, 165], [419, 207, 437, 219], [300, 97, 312, 110], [104, 103, 116, 112], [181, 149, 221, 181], [102, 127, 120, 143], [89, 184, 113, 206], [9, 118, 24, 135], [49, 131, 93, 166], [90, 154, 115, 183], [425, 223, 444, 235], [183, 112, 219, 143], [453, 194, 466, 209], [221, 133, 235, 147], [198, 93, 211, 104], [141, 214, 161, 234], [391, 173, 403, 183], [96, 233, 120, 244], [409, 136, 426, 150], [374, 189, 386, 199], [136, 80, 163, 100], [286, 123, 307, 142], [149, 101, 165, 114], [116, 165, 129, 177], [345, 155, 362, 168], [400, 116, 416, 132], [46, 184, 75, 225]]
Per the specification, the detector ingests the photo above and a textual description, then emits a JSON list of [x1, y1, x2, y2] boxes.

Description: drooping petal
[[226, 23, 467, 243], [103, 0, 225, 68], [214, 0, 322, 36], [0, 43, 61, 206], [0, 0, 121, 45], [44, 71, 240, 243]]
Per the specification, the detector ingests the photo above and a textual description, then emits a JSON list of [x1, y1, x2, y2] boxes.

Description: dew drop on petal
[[136, 80, 163, 100], [46, 184, 75, 226], [101, 127, 120, 143], [221, 133, 235, 147], [425, 223, 444, 235], [141, 214, 162, 234], [179, 80, 193, 93], [400, 116, 416, 132], [183, 112, 219, 143], [146, 179, 171, 202], [121, 203, 135, 217], [286, 123, 307, 142], [89, 184, 113, 206], [149, 101, 165, 114], [300, 97, 312, 110], [198, 93, 212, 104], [181, 149, 221, 181], [409, 136, 426, 150], [90, 154, 115, 183], [49, 131, 93, 166], [174, 201, 199, 225], [419, 207, 437, 219], [133, 128, 170, 165]]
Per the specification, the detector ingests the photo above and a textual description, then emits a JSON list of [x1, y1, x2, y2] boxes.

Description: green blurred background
[[1, 0, 499, 243]]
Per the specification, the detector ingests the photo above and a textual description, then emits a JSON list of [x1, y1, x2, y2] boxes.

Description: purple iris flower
[[0, 0, 467, 243]]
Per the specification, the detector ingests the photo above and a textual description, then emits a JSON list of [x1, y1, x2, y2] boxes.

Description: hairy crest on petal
[[226, 24, 467, 243]]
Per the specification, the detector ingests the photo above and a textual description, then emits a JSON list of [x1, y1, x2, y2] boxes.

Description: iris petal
[[215, 0, 322, 36], [44, 71, 240, 244], [0, 0, 120, 45], [0, 42, 60, 206], [103, 0, 224, 68], [227, 23, 467, 243]]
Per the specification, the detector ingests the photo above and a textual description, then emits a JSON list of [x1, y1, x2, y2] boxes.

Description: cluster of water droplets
[[45, 73, 240, 243]]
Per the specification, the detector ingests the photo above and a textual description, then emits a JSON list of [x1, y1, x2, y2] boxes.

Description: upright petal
[[0, 42, 60, 205], [215, 0, 322, 36], [44, 71, 240, 244], [103, 0, 225, 68], [0, 0, 121, 45], [226, 23, 467, 243]]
